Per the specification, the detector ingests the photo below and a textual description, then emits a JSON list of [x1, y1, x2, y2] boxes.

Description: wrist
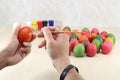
[[60, 64, 79, 80], [53, 55, 71, 74]]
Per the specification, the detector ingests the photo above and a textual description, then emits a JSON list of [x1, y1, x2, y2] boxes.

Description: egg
[[18, 26, 33, 43], [86, 43, 97, 57], [101, 41, 112, 54], [73, 44, 85, 57]]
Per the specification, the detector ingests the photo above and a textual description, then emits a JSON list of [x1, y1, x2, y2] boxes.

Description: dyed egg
[[88, 33, 94, 42], [99, 34, 106, 40], [95, 35, 103, 47], [91, 28, 99, 35], [81, 30, 89, 37], [63, 29, 72, 37], [81, 40, 90, 50], [69, 34, 78, 41], [18, 26, 33, 43], [86, 43, 97, 57], [101, 41, 112, 54], [73, 44, 85, 57], [107, 33, 116, 44], [104, 37, 114, 45], [101, 31, 108, 37], [69, 39, 79, 52], [75, 32, 81, 39], [82, 27, 90, 33], [91, 33, 97, 38], [72, 29, 80, 37], [92, 39, 101, 52], [72, 29, 79, 34], [63, 26, 71, 31], [79, 35, 88, 43]]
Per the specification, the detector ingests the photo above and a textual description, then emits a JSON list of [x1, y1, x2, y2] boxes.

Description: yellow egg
[[104, 37, 114, 46]]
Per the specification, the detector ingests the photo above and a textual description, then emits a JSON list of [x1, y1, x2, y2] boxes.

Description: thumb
[[42, 27, 54, 42], [12, 22, 21, 38]]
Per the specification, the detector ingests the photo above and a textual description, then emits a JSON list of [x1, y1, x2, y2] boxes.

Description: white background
[[0, 0, 120, 27]]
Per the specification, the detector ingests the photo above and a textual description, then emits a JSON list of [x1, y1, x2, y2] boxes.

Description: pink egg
[[91, 28, 99, 35], [101, 41, 112, 54]]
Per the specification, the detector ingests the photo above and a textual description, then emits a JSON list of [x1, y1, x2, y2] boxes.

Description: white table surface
[[0, 26, 120, 80]]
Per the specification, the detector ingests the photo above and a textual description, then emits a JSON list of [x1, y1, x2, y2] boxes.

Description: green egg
[[95, 36, 103, 47], [107, 33, 116, 44], [92, 39, 101, 52], [63, 26, 71, 31], [73, 44, 85, 57], [82, 27, 90, 33], [69, 34, 78, 41]]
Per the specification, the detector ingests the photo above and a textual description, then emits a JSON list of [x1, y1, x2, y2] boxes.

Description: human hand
[[38, 26, 70, 73], [4, 23, 36, 66]]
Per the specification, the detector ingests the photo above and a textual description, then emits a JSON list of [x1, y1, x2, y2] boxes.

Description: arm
[[0, 49, 8, 69], [0, 23, 36, 69], [38, 27, 84, 80]]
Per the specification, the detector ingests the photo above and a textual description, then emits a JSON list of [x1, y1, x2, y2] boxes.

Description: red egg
[[91, 28, 99, 35], [86, 43, 97, 57], [101, 41, 112, 54], [18, 26, 33, 43], [101, 31, 108, 37], [69, 39, 79, 52], [81, 30, 89, 36]]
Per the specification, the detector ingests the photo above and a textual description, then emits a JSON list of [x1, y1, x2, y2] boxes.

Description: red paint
[[37, 21, 42, 30]]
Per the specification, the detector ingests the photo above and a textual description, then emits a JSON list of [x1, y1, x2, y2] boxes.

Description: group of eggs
[[63, 27, 116, 57], [17, 26, 116, 58]]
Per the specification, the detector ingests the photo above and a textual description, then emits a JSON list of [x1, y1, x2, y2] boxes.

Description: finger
[[12, 22, 21, 38], [21, 53, 27, 59], [38, 27, 56, 38], [55, 26, 61, 30], [51, 26, 61, 40], [38, 31, 44, 37], [57, 33, 69, 41], [42, 27, 54, 42], [23, 42, 31, 48], [38, 40, 46, 48], [54, 26, 61, 32], [20, 47, 31, 54]]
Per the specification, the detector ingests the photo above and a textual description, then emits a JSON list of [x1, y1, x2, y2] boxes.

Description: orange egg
[[91, 33, 97, 38], [104, 37, 114, 45], [18, 26, 33, 43], [79, 35, 88, 43], [72, 29, 79, 33], [72, 29, 81, 38]]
